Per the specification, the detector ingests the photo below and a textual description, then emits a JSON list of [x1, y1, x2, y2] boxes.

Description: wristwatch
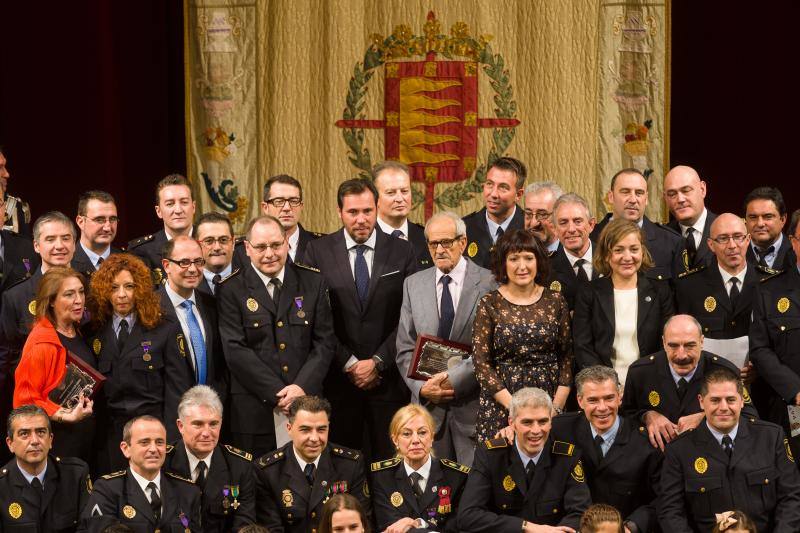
[[371, 354, 386, 372]]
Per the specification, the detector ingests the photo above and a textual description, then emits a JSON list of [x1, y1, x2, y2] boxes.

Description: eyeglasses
[[266, 197, 302, 208], [427, 237, 464, 249], [524, 210, 552, 222], [89, 216, 119, 225], [709, 234, 749, 245], [164, 257, 206, 269], [199, 236, 233, 246], [247, 240, 286, 253]]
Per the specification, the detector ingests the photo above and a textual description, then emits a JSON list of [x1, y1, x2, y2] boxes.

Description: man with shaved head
[[664, 165, 717, 271]]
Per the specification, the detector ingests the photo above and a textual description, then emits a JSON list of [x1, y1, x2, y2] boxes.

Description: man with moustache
[[591, 168, 682, 281], [546, 193, 597, 310], [658, 368, 800, 532], [457, 387, 590, 532], [663, 165, 717, 272], [218, 215, 335, 457], [128, 174, 196, 284], [0, 405, 91, 532], [73, 190, 122, 276], [462, 157, 526, 269], [373, 160, 432, 269], [743, 186, 796, 271], [195, 212, 235, 296], [396, 211, 497, 466], [303, 179, 416, 460], [524, 181, 563, 254]]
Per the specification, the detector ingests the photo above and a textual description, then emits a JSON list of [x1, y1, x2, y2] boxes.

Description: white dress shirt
[[80, 242, 111, 269], [679, 208, 708, 249], [130, 468, 161, 503], [435, 257, 467, 314], [718, 264, 747, 297], [293, 447, 321, 472], [287, 227, 301, 261], [343, 228, 377, 278], [203, 264, 233, 294], [186, 446, 213, 482], [112, 313, 136, 338], [706, 421, 738, 446], [251, 263, 286, 299], [17, 460, 47, 487], [515, 438, 543, 468], [403, 455, 432, 493], [377, 217, 409, 240], [564, 243, 594, 279], [164, 283, 206, 371]]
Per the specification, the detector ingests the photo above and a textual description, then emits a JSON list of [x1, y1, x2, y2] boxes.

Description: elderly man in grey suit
[[396, 211, 497, 466]]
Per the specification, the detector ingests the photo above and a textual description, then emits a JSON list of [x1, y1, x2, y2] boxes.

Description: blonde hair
[[389, 404, 435, 454], [593, 218, 654, 277]]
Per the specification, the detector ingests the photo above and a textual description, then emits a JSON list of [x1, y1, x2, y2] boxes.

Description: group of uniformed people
[[0, 145, 800, 532]]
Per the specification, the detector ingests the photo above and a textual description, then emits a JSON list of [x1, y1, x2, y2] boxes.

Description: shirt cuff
[[343, 356, 359, 371]]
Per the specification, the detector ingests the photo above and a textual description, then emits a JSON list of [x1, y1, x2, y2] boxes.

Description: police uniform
[[0, 229, 37, 300], [128, 229, 178, 286], [546, 244, 596, 310], [456, 437, 591, 532], [667, 210, 717, 273], [0, 455, 91, 533], [622, 350, 759, 423], [370, 456, 469, 533], [71, 245, 124, 277], [79, 469, 201, 533], [254, 442, 371, 533], [164, 442, 255, 532], [551, 413, 662, 533], [233, 224, 322, 268], [658, 417, 800, 532], [3, 194, 32, 239], [461, 207, 525, 269], [216, 261, 335, 457], [0, 270, 43, 376]]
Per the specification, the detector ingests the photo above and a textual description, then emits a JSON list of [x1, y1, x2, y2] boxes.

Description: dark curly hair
[[490, 228, 550, 285], [88, 253, 162, 330]]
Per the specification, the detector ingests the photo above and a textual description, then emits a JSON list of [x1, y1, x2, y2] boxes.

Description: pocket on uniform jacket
[[684, 475, 721, 516], [767, 317, 800, 356], [535, 499, 563, 517], [746, 466, 779, 509], [131, 352, 164, 371], [698, 316, 724, 335]]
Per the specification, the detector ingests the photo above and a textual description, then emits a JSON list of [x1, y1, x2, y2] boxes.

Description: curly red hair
[[88, 253, 162, 330]]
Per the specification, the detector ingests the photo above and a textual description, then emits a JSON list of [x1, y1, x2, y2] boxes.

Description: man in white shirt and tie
[[664, 165, 717, 271], [73, 190, 121, 275], [195, 212, 235, 296], [547, 193, 597, 310]]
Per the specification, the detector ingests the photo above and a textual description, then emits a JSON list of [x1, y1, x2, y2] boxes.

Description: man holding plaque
[[396, 211, 496, 466]]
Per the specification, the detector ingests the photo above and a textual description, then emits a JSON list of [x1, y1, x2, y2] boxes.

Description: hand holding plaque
[[407, 334, 472, 381], [48, 351, 105, 412]]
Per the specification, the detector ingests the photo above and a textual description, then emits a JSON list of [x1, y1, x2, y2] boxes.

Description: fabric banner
[[184, 1, 671, 234]]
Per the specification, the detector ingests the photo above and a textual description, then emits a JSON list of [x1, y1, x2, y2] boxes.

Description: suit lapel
[[736, 267, 758, 318], [160, 475, 179, 527], [39, 461, 59, 515], [656, 354, 683, 414], [525, 444, 551, 503], [578, 418, 602, 466], [695, 421, 730, 466], [729, 420, 751, 469], [124, 322, 145, 357], [243, 264, 274, 315], [207, 447, 230, 501], [331, 230, 363, 313], [508, 445, 529, 497], [636, 275, 655, 331], [276, 265, 299, 319], [127, 472, 157, 524], [393, 462, 421, 514], [365, 230, 390, 308], [159, 289, 179, 322], [706, 267, 732, 314], [418, 459, 443, 512], [450, 260, 479, 340], [170, 445, 192, 478], [597, 278, 616, 332], [597, 418, 630, 472], [281, 454, 310, 507]]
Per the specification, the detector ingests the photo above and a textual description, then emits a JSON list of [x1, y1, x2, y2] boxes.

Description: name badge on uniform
[[294, 296, 305, 318]]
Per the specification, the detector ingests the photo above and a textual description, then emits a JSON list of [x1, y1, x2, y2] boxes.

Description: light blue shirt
[[546, 239, 560, 253], [669, 364, 698, 386], [203, 264, 232, 294], [17, 460, 47, 487], [706, 421, 738, 446], [751, 233, 784, 269], [590, 415, 621, 457], [112, 313, 136, 337], [486, 206, 517, 244], [80, 242, 111, 269], [514, 437, 543, 469]]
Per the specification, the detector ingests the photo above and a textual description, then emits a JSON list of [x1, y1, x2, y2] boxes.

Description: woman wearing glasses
[[87, 253, 193, 473]]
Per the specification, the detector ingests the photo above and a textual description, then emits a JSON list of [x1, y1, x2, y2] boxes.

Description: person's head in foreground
[[318, 493, 370, 533], [711, 510, 757, 533], [579, 503, 623, 533]]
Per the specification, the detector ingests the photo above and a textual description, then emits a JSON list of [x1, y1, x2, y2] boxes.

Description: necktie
[[756, 245, 774, 268], [677, 378, 689, 401], [147, 482, 161, 522], [729, 277, 740, 308], [196, 461, 207, 490], [96, 256, 104, 269], [303, 463, 315, 486], [495, 226, 504, 243], [437, 275, 455, 339], [354, 245, 370, 306], [575, 258, 589, 282], [269, 277, 282, 305], [594, 434, 605, 459], [684, 227, 697, 267], [722, 434, 734, 459], [390, 229, 406, 240], [212, 274, 222, 294], [524, 461, 536, 487], [117, 319, 129, 352], [180, 300, 207, 385], [30, 477, 43, 510], [409, 472, 424, 500]]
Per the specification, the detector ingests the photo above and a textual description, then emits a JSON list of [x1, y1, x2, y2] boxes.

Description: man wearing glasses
[[73, 190, 121, 276], [195, 212, 236, 296], [217, 215, 335, 458], [524, 181, 563, 253], [396, 211, 496, 466]]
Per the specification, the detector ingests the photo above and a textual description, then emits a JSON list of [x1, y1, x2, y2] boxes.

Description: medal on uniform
[[778, 297, 790, 313], [231, 485, 240, 509], [502, 475, 515, 491], [93, 339, 102, 355], [222, 487, 231, 509], [28, 300, 36, 316], [22, 258, 31, 274], [282, 489, 294, 507], [549, 280, 561, 292], [437, 486, 452, 514], [704, 296, 716, 312], [294, 296, 306, 318], [648, 391, 661, 407], [390, 491, 403, 507], [179, 511, 190, 532], [123, 505, 136, 519], [8, 502, 22, 519], [247, 298, 259, 312], [141, 341, 152, 362], [694, 457, 708, 474], [467, 242, 478, 257]]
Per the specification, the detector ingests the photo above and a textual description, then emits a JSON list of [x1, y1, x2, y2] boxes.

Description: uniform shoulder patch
[[127, 234, 154, 249], [552, 440, 575, 456], [102, 470, 126, 480], [440, 458, 471, 474], [257, 450, 286, 469], [165, 444, 175, 454], [484, 437, 508, 449], [218, 268, 241, 284], [5, 274, 32, 291], [370, 457, 401, 472], [331, 445, 360, 460], [165, 471, 194, 484], [759, 267, 785, 282], [678, 264, 706, 278], [224, 444, 253, 461], [294, 262, 321, 273]]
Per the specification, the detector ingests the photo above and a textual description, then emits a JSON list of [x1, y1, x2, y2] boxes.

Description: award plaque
[[48, 352, 105, 411], [407, 334, 472, 381]]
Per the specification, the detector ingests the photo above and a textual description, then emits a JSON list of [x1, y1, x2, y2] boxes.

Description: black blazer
[[0, 229, 37, 298], [461, 206, 525, 269], [667, 210, 717, 272], [573, 273, 674, 370], [746, 235, 797, 272], [71, 244, 123, 277], [546, 244, 597, 310]]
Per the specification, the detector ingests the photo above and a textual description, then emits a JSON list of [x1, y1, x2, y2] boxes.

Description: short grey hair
[[509, 387, 552, 419], [663, 314, 703, 338], [372, 160, 411, 182], [552, 192, 593, 221], [7, 405, 50, 439], [178, 385, 224, 419], [575, 366, 621, 396], [524, 181, 564, 199], [33, 211, 77, 242], [424, 211, 466, 239]]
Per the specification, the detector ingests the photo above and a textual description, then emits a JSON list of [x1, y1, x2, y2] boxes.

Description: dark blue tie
[[437, 275, 455, 339], [354, 245, 370, 306], [390, 229, 404, 239]]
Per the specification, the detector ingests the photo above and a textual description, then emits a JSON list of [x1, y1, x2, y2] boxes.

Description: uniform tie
[[212, 274, 222, 294], [756, 245, 774, 268], [677, 378, 689, 401], [268, 277, 282, 305], [575, 258, 589, 282], [96, 256, 104, 269], [196, 460, 207, 490], [30, 477, 43, 511], [437, 275, 455, 339], [147, 482, 161, 522], [524, 460, 536, 487], [409, 472, 424, 500], [390, 229, 406, 240], [494, 226, 504, 243], [180, 300, 207, 385], [117, 318, 129, 352], [594, 434, 605, 459], [729, 277, 740, 308], [722, 434, 734, 459], [684, 227, 697, 267], [354, 244, 370, 306], [303, 463, 316, 486]]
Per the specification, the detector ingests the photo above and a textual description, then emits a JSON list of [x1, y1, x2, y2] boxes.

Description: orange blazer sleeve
[[13, 341, 66, 416]]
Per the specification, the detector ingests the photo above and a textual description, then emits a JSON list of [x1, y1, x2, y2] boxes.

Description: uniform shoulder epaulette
[[654, 221, 681, 236], [218, 268, 241, 285], [759, 266, 785, 282], [370, 457, 401, 472], [630, 354, 657, 369], [54, 455, 87, 467], [224, 444, 253, 461], [102, 470, 126, 480], [294, 262, 320, 273], [440, 458, 471, 474], [127, 234, 154, 249], [678, 264, 706, 278], [551, 440, 575, 456], [330, 445, 360, 460], [165, 444, 175, 454], [5, 274, 32, 291], [0, 467, 7, 478], [257, 449, 286, 468], [484, 437, 508, 449], [166, 471, 194, 484]]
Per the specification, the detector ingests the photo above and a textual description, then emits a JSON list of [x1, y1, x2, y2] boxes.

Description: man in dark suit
[[128, 174, 196, 283], [658, 367, 800, 532], [547, 193, 597, 310], [195, 212, 235, 296], [218, 215, 335, 458], [233, 174, 322, 267], [591, 168, 683, 281], [744, 186, 796, 271], [461, 157, 526, 269], [664, 165, 717, 272], [0, 405, 91, 532], [73, 190, 122, 276], [303, 178, 416, 460], [254, 396, 370, 532], [0, 194, 37, 302], [165, 385, 255, 532], [524, 181, 563, 254], [552, 366, 662, 533], [623, 314, 758, 451], [79, 415, 202, 532], [373, 160, 432, 270], [159, 236, 228, 437], [0, 148, 32, 238]]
